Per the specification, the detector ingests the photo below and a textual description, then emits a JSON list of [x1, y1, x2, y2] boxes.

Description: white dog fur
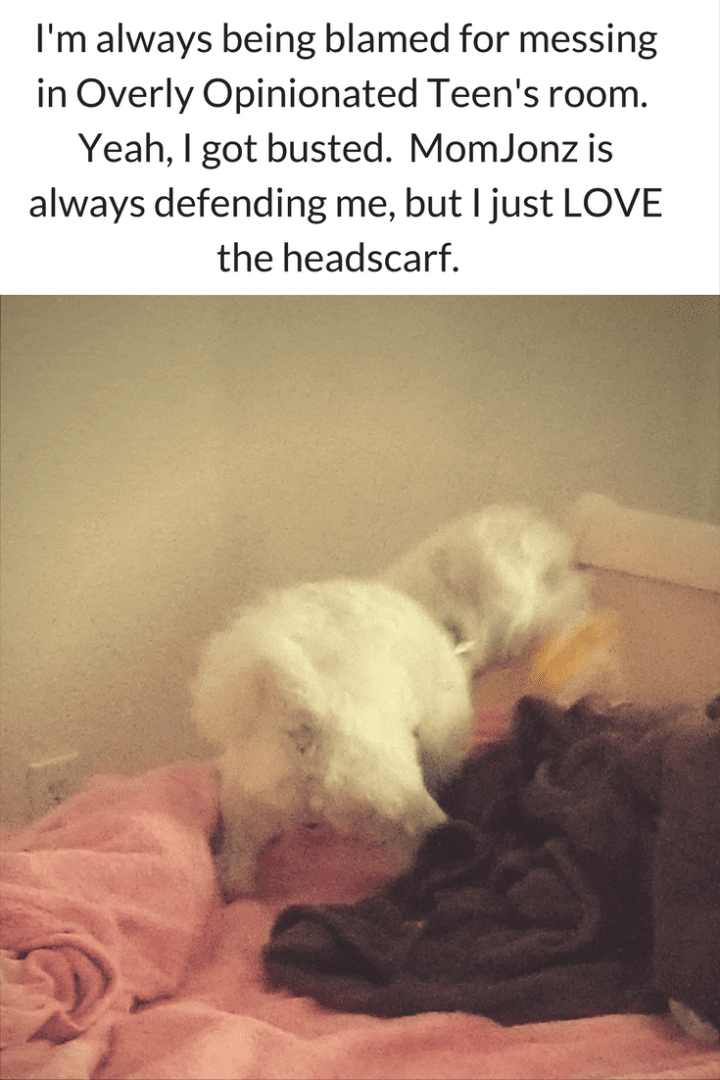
[[192, 505, 588, 899], [384, 504, 588, 670]]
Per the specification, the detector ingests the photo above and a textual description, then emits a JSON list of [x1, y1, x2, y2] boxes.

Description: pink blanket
[[1, 763, 718, 1080]]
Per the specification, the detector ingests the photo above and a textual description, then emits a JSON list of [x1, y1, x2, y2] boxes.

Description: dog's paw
[[215, 840, 260, 901]]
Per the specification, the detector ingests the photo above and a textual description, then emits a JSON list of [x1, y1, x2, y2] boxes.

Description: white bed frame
[[569, 494, 719, 708]]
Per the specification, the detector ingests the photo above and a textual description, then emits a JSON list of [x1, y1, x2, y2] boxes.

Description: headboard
[[569, 494, 720, 707]]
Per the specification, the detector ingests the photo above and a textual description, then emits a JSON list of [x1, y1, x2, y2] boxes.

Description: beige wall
[[1, 295, 718, 823]]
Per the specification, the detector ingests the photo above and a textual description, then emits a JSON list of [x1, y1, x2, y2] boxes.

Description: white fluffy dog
[[192, 506, 588, 899], [384, 504, 588, 670]]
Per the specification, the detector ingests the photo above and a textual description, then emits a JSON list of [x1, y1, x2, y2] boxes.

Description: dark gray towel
[[264, 695, 720, 1027]]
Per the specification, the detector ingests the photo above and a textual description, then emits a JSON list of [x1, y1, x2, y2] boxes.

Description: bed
[[2, 497, 719, 1080]]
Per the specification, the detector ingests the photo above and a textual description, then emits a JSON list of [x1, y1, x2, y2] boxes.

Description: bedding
[[266, 697, 720, 1028], [1, 702, 718, 1080]]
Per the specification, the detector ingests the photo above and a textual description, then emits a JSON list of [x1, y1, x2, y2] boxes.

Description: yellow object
[[473, 610, 620, 709]]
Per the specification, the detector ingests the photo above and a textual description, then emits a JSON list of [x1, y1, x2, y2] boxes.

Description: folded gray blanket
[[265, 695, 720, 1027]]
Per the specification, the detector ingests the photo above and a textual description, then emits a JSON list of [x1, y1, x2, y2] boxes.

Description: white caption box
[[1, 0, 718, 293]]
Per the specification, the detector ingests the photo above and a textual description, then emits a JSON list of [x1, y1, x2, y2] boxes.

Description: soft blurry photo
[[1, 294, 718, 1079]]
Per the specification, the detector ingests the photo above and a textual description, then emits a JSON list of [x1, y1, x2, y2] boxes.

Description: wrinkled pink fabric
[[1, 755, 718, 1080], [1, 764, 219, 1078]]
